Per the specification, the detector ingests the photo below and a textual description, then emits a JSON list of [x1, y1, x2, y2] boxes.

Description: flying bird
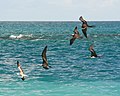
[[41, 46, 50, 69], [89, 44, 97, 58], [70, 26, 81, 45], [79, 16, 95, 38], [17, 61, 25, 81]]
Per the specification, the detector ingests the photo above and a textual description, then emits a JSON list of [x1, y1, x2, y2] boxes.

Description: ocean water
[[0, 21, 120, 96]]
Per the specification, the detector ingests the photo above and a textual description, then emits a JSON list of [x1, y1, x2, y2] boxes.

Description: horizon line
[[0, 20, 120, 22]]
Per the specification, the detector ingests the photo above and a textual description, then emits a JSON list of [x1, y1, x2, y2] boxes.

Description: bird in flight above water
[[79, 16, 95, 38], [17, 61, 26, 81], [89, 44, 97, 58], [70, 26, 82, 45]]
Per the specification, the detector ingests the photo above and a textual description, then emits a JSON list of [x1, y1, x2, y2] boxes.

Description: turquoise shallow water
[[0, 21, 120, 96]]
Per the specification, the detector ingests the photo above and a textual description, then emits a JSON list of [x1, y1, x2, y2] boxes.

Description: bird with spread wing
[[79, 16, 95, 38], [89, 44, 97, 58], [70, 26, 82, 45], [17, 61, 25, 81]]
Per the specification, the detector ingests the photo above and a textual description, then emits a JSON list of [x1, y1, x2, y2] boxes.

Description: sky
[[0, 0, 120, 21]]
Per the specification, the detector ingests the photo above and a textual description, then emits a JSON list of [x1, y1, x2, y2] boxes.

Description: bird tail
[[88, 25, 95, 27]]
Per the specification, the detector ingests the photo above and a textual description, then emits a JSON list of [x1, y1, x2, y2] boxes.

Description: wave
[[0, 33, 119, 41], [0, 33, 66, 41], [0, 34, 39, 40], [9, 34, 24, 39], [9, 34, 33, 39]]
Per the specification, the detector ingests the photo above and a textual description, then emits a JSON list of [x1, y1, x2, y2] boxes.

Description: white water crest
[[9, 34, 24, 39], [9, 34, 33, 39]]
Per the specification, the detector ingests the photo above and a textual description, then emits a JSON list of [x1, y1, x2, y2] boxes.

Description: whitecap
[[9, 35, 17, 39], [9, 34, 23, 39], [94, 35, 97, 37], [17, 34, 23, 39]]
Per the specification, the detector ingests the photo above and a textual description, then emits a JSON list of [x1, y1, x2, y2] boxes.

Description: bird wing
[[79, 16, 87, 24], [17, 61, 24, 73], [89, 45, 97, 57], [82, 27, 87, 38], [73, 26, 79, 34], [42, 46, 48, 66], [70, 37, 76, 45], [90, 49, 97, 57], [73, 26, 81, 38], [87, 25, 95, 27], [79, 16, 95, 27]]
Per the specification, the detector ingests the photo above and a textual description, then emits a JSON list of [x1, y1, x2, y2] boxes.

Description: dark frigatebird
[[79, 16, 95, 38]]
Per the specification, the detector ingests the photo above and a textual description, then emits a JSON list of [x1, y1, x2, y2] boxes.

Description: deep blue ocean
[[0, 21, 120, 96]]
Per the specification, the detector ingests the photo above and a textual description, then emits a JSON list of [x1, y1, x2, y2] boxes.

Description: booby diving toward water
[[70, 26, 82, 45], [89, 44, 97, 58], [41, 46, 50, 69], [17, 61, 25, 81], [79, 16, 95, 38]]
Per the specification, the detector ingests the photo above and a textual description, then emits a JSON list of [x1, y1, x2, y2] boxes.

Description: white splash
[[9, 34, 23, 39]]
